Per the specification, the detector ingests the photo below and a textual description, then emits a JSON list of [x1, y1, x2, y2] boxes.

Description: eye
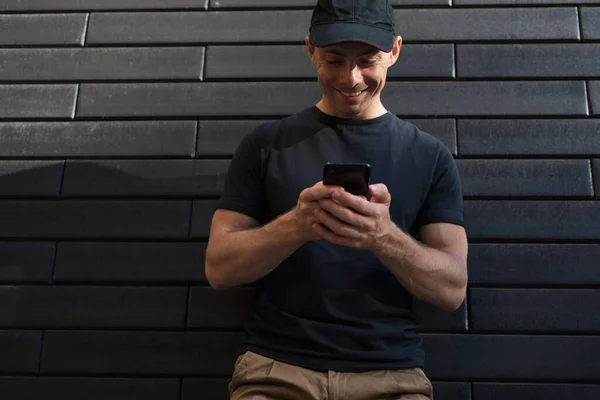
[[325, 59, 343, 65], [359, 58, 378, 66]]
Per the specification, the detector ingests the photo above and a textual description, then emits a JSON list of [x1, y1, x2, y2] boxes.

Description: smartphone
[[323, 162, 371, 197]]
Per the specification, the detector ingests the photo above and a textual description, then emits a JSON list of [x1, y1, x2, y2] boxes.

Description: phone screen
[[323, 163, 371, 197]]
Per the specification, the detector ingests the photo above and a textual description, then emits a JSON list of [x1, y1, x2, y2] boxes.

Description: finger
[[312, 223, 361, 249], [300, 184, 344, 202], [331, 190, 375, 216], [319, 199, 374, 231], [315, 209, 362, 239], [369, 183, 391, 205]]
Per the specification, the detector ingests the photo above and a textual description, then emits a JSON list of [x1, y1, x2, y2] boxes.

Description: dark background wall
[[0, 0, 599, 399]]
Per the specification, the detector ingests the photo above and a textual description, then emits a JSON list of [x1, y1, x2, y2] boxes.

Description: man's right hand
[[206, 181, 343, 289], [292, 181, 343, 242]]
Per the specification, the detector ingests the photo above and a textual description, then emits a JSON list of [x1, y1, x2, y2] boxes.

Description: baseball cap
[[309, 0, 396, 53]]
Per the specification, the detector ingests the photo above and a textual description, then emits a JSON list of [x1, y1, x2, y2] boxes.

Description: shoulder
[[244, 107, 322, 150], [391, 116, 452, 159]]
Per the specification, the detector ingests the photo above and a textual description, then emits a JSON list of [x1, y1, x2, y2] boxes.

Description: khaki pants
[[229, 351, 434, 400]]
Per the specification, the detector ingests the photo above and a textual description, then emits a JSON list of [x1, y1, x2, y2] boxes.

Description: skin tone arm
[[205, 182, 342, 290], [314, 184, 468, 312]]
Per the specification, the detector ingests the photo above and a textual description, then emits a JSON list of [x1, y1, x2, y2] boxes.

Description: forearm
[[205, 210, 306, 290], [371, 223, 467, 311]]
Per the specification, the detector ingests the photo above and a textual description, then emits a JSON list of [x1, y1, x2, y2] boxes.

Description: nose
[[341, 63, 362, 88]]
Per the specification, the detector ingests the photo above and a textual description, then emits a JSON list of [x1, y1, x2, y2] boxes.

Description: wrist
[[369, 220, 405, 255], [274, 208, 311, 245]]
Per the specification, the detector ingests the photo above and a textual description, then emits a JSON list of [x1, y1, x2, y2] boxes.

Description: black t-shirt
[[217, 106, 464, 372]]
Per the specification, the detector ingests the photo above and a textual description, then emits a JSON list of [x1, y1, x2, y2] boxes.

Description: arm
[[205, 209, 304, 290], [369, 221, 467, 312], [205, 182, 341, 290], [313, 184, 467, 311]]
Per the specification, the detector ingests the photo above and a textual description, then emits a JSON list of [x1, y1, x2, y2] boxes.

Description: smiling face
[[306, 37, 402, 120]]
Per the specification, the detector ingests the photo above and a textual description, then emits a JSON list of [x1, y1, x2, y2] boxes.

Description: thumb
[[369, 184, 391, 204]]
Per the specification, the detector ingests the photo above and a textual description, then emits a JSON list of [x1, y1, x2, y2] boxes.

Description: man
[[205, 0, 468, 398]]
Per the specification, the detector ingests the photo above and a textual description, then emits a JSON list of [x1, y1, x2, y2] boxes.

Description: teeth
[[341, 91, 362, 97]]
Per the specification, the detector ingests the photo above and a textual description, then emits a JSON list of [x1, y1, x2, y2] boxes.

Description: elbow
[[440, 281, 467, 312], [440, 290, 466, 312], [420, 286, 466, 313], [441, 261, 468, 312], [205, 244, 232, 290], [205, 261, 231, 291]]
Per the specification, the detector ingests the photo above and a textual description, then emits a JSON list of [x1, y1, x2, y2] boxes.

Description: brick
[[0, 330, 41, 374], [0, 242, 55, 283], [399, 119, 457, 155], [457, 159, 594, 197], [464, 201, 600, 240], [0, 14, 86, 46], [0, 121, 196, 158], [457, 0, 600, 4], [209, 0, 450, 7], [86, 9, 578, 44], [62, 160, 228, 197], [468, 244, 600, 285], [54, 242, 207, 283], [0, 161, 63, 197], [188, 287, 253, 329], [0, 85, 76, 119], [191, 200, 220, 238], [86, 11, 311, 44], [0, 200, 191, 239], [433, 383, 471, 400], [197, 119, 456, 157], [383, 82, 587, 116], [197, 120, 269, 156], [581, 7, 600, 39], [591, 81, 600, 115], [77, 82, 587, 118], [594, 160, 599, 197], [205, 44, 453, 79], [0, 286, 187, 329], [77, 83, 321, 117], [423, 334, 600, 379], [395, 8, 579, 42], [414, 300, 467, 332], [393, 0, 452, 4], [0, 378, 180, 400], [182, 379, 229, 400], [457, 44, 600, 78], [470, 289, 600, 332], [0, 48, 205, 81], [394, 45, 454, 78], [40, 331, 242, 375], [205, 46, 311, 79], [473, 383, 600, 400], [0, 0, 207, 11], [458, 119, 600, 156], [211, 0, 311, 6]]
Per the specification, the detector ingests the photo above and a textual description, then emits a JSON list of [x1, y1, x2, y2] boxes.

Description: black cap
[[309, 0, 396, 52]]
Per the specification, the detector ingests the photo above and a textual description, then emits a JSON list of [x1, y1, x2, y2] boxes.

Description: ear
[[305, 36, 317, 66], [388, 36, 402, 66]]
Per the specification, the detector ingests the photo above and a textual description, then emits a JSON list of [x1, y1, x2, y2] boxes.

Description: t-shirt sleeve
[[216, 131, 268, 223], [413, 145, 464, 229]]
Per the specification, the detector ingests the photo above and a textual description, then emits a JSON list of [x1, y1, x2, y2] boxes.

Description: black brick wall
[[0, 1, 599, 399]]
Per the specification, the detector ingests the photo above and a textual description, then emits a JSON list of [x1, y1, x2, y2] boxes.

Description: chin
[[339, 109, 367, 119], [343, 104, 367, 115]]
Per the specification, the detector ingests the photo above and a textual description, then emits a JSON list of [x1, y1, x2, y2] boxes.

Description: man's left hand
[[313, 183, 394, 250]]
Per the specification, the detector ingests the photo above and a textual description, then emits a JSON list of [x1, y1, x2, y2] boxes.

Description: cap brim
[[310, 22, 395, 53]]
